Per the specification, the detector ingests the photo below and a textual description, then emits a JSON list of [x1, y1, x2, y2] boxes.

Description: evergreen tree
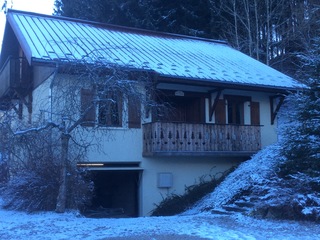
[[280, 84, 320, 177], [279, 36, 320, 187]]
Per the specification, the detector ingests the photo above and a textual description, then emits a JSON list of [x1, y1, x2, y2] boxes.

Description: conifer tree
[[279, 36, 320, 187]]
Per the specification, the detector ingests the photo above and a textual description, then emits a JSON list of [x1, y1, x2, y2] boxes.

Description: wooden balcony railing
[[0, 57, 31, 99], [143, 122, 261, 157]]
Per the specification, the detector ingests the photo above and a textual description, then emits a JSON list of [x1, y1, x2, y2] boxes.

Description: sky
[[0, 0, 55, 51]]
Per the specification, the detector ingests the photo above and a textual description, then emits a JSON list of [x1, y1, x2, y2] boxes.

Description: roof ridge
[[7, 8, 228, 44]]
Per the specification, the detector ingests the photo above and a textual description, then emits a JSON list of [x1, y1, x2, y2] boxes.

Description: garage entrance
[[89, 170, 141, 217]]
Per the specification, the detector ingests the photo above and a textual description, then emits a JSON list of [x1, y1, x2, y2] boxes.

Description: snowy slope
[[187, 144, 283, 214]]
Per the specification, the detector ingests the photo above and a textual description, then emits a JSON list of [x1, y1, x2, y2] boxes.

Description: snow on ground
[[0, 208, 320, 240], [1, 144, 319, 240]]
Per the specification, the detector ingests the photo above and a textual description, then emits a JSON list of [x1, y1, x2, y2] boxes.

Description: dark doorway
[[157, 96, 205, 123], [89, 170, 140, 217]]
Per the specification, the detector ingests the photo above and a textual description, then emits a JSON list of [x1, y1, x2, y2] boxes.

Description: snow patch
[[187, 144, 284, 213]]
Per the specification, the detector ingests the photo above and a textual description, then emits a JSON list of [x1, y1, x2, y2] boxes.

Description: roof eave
[[31, 59, 303, 94], [7, 12, 33, 65], [157, 75, 303, 94]]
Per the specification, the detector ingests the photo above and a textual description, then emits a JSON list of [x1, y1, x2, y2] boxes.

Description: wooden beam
[[14, 90, 33, 114], [11, 104, 19, 116], [270, 95, 285, 125], [209, 89, 222, 121]]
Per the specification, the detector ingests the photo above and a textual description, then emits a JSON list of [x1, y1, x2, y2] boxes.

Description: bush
[[0, 129, 94, 212], [1, 170, 59, 212], [1, 158, 93, 213]]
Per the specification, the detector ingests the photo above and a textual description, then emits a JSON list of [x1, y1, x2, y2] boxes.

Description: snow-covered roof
[[2, 9, 303, 91]]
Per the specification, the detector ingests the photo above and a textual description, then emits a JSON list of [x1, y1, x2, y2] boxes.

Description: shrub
[[1, 158, 93, 213], [0, 128, 94, 212]]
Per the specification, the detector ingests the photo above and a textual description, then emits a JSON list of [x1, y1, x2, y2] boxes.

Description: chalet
[[0, 9, 303, 217]]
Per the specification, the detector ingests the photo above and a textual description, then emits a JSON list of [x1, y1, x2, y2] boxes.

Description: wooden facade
[[143, 122, 261, 156], [0, 57, 31, 103]]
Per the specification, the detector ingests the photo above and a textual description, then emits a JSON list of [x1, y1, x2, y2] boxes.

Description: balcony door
[[157, 96, 205, 123]]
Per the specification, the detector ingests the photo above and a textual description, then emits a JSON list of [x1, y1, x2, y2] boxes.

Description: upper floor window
[[226, 96, 247, 124], [80, 88, 141, 128], [98, 92, 122, 127]]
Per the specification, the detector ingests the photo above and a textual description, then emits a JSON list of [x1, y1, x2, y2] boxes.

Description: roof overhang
[[6, 13, 33, 65], [157, 75, 303, 94], [30, 59, 304, 94]]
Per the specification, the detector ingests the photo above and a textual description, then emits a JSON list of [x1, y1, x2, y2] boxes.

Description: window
[[225, 95, 251, 125], [98, 92, 123, 127], [214, 95, 260, 125], [227, 100, 244, 124], [80, 88, 123, 127]]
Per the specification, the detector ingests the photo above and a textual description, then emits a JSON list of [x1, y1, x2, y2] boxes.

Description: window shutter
[[116, 93, 123, 127], [81, 88, 95, 127], [215, 99, 226, 124], [128, 96, 141, 128], [250, 101, 260, 125]]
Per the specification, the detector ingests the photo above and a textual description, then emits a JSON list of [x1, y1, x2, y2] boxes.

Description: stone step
[[210, 209, 233, 215], [222, 205, 248, 213], [234, 201, 255, 208]]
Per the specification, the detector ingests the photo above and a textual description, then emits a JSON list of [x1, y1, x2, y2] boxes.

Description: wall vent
[[157, 172, 173, 188]]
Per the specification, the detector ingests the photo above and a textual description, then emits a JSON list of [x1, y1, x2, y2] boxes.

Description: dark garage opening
[[87, 170, 140, 218]]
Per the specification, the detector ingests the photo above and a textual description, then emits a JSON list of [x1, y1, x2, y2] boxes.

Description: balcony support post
[[269, 95, 284, 125], [13, 90, 33, 122], [209, 89, 222, 121]]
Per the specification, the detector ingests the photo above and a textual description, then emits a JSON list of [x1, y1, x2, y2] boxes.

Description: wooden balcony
[[143, 122, 261, 157], [0, 57, 31, 101]]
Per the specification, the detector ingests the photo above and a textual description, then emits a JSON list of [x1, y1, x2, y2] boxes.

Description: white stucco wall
[[85, 128, 142, 162], [140, 156, 240, 216], [31, 71, 54, 123]]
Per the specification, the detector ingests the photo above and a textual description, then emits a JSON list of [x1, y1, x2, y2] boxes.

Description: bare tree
[[52, 62, 157, 213], [209, 0, 320, 74], [0, 40, 159, 213]]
